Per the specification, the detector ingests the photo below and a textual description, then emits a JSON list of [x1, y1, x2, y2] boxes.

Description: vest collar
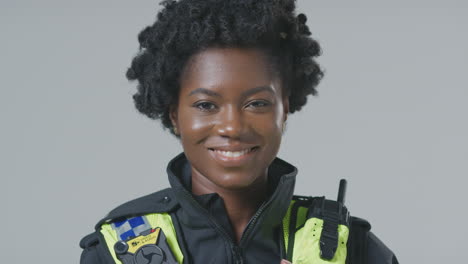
[[166, 152, 297, 235]]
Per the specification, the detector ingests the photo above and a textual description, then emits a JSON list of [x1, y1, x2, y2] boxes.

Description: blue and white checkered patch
[[111, 215, 151, 241]]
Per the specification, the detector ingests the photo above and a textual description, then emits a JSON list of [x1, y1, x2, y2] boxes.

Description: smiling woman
[[79, 0, 398, 264], [172, 48, 287, 192]]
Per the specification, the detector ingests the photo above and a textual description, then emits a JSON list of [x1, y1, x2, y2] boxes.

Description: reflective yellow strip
[[282, 200, 296, 251], [293, 218, 349, 264], [296, 206, 308, 229], [100, 223, 122, 263], [100, 213, 184, 264]]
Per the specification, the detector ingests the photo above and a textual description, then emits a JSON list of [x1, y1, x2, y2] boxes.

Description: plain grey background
[[2, 0, 467, 263]]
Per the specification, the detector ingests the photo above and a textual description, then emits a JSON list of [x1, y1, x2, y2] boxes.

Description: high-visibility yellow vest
[[100, 199, 349, 264]]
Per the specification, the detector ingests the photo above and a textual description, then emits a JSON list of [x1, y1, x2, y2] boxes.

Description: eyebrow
[[188, 88, 221, 97], [188, 86, 275, 98], [242, 86, 275, 98]]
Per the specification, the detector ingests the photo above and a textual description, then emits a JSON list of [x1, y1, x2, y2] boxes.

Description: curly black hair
[[126, 0, 323, 136]]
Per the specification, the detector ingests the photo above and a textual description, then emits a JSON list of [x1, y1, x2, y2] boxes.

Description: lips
[[210, 147, 257, 157]]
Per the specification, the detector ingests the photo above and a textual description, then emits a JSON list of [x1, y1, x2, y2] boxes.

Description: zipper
[[180, 190, 244, 263], [239, 194, 274, 245], [231, 244, 244, 264], [179, 180, 279, 263]]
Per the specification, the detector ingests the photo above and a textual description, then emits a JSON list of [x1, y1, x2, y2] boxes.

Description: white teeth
[[214, 148, 253, 158]]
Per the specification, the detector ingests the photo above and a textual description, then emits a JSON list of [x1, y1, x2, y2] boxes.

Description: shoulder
[[79, 188, 179, 264], [349, 216, 399, 264], [94, 187, 179, 228], [367, 231, 399, 264]]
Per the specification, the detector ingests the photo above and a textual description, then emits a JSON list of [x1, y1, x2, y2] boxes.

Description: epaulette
[[95, 188, 179, 230]]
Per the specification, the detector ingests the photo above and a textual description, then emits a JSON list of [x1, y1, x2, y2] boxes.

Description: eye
[[193, 101, 218, 112], [246, 100, 271, 109]]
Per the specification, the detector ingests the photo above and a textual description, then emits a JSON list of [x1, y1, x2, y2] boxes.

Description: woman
[[80, 0, 398, 263]]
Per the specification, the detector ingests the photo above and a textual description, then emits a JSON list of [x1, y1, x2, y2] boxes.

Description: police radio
[[114, 227, 178, 264], [317, 179, 349, 260]]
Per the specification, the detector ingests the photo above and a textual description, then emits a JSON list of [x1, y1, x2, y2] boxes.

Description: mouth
[[207, 146, 260, 166], [208, 146, 259, 158]]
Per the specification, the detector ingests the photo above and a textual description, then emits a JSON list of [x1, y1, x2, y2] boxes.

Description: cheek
[[264, 103, 286, 132], [251, 113, 284, 142], [178, 111, 213, 141], [262, 105, 286, 148]]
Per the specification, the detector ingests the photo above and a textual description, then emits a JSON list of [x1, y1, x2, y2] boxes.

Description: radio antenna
[[337, 179, 347, 205]]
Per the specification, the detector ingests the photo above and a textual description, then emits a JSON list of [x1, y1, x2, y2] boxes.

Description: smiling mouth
[[208, 147, 259, 159]]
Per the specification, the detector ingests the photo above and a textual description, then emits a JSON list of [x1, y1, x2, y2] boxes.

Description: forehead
[[180, 47, 281, 95]]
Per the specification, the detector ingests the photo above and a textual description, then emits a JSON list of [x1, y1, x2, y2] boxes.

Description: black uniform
[[80, 153, 399, 263]]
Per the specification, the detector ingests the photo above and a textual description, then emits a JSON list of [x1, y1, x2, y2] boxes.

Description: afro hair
[[126, 0, 323, 135]]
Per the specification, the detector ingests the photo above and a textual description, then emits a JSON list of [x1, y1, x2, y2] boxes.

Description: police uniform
[[80, 153, 399, 264]]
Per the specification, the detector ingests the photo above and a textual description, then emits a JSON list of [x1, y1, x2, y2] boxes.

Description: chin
[[210, 171, 266, 191]]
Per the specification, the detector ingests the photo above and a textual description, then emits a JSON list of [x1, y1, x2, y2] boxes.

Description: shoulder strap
[[95, 188, 178, 229]]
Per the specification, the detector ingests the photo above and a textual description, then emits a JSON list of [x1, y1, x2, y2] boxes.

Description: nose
[[215, 105, 245, 138]]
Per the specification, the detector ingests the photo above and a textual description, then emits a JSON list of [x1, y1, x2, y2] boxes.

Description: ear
[[282, 96, 289, 123], [169, 104, 179, 133]]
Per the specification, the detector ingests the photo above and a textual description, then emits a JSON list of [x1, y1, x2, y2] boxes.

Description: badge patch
[[114, 226, 178, 264], [127, 228, 161, 254], [112, 215, 152, 241]]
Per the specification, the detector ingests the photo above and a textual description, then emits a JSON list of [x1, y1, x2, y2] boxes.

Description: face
[[170, 47, 289, 191]]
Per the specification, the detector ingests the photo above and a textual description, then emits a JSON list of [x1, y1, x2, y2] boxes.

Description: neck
[[191, 168, 269, 243]]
